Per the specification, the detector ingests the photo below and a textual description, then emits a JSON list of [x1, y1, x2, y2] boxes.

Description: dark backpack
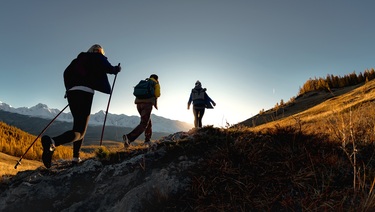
[[133, 79, 156, 99], [191, 88, 206, 101]]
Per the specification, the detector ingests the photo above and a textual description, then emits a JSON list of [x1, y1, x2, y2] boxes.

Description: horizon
[[0, 100, 194, 124], [1, 1, 375, 127]]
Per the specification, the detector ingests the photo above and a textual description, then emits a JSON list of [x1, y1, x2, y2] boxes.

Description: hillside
[[240, 82, 365, 128], [0, 152, 42, 178], [1, 79, 375, 210]]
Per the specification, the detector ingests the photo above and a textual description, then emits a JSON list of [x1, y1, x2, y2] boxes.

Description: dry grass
[[0, 152, 43, 182], [251, 79, 375, 134], [69, 79, 375, 211], [180, 125, 375, 211], [0, 140, 124, 178], [175, 80, 375, 210]]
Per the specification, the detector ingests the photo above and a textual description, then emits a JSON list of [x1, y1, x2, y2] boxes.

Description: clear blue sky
[[1, 0, 375, 127]]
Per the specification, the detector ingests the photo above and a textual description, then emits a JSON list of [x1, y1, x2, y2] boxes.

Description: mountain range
[[0, 101, 193, 143], [0, 101, 192, 133]]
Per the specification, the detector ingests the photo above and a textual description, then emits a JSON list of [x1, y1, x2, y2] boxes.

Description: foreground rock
[[0, 130, 205, 211]]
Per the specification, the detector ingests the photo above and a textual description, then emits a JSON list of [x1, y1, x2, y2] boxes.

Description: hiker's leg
[[144, 118, 152, 142], [73, 139, 83, 158], [127, 103, 153, 141], [198, 108, 205, 128], [193, 108, 199, 128], [53, 90, 92, 146]]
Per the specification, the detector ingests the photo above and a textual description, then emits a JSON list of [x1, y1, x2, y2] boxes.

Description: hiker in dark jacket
[[187, 80, 216, 128], [41, 44, 121, 168], [123, 74, 161, 148]]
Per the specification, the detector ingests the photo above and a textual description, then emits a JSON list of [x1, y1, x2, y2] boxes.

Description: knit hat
[[87, 44, 105, 55]]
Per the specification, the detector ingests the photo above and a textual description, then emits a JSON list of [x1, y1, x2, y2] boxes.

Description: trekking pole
[[14, 104, 69, 169], [100, 63, 120, 146]]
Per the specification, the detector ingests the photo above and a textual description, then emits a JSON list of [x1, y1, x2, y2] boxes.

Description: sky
[[1, 0, 375, 128]]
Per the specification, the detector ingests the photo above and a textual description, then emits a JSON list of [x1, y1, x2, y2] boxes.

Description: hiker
[[123, 74, 161, 148], [187, 80, 216, 128], [41, 44, 121, 168]]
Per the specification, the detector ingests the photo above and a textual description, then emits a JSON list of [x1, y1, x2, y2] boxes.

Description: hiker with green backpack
[[187, 80, 216, 128], [123, 74, 160, 148]]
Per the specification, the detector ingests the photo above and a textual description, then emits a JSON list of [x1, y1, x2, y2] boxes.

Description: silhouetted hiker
[[41, 44, 121, 168], [187, 80, 216, 128], [123, 74, 161, 148]]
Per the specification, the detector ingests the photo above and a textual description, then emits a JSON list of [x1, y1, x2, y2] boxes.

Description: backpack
[[191, 88, 206, 101], [133, 79, 156, 99]]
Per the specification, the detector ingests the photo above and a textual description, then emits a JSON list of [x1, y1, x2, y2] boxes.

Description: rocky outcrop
[[0, 130, 208, 212]]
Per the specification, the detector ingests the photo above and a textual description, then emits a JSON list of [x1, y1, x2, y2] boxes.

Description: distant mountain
[[0, 101, 193, 134]]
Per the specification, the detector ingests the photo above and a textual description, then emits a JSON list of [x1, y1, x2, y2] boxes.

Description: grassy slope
[[0, 152, 43, 178], [0, 141, 123, 178], [243, 80, 375, 132], [180, 80, 375, 211]]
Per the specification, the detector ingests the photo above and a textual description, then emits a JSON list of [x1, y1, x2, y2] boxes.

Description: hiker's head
[[195, 80, 202, 88], [150, 74, 158, 81], [87, 44, 105, 55]]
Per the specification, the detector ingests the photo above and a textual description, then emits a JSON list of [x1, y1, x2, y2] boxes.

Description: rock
[[0, 130, 207, 212]]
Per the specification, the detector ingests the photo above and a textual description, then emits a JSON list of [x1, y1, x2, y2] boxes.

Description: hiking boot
[[72, 157, 82, 165], [123, 134, 129, 147], [41, 135, 55, 168]]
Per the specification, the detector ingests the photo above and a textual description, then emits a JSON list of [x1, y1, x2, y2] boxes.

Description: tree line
[[0, 122, 72, 160], [257, 68, 375, 115], [298, 68, 375, 96]]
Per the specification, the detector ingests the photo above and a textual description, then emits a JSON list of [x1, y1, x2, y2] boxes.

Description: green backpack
[[133, 79, 156, 99]]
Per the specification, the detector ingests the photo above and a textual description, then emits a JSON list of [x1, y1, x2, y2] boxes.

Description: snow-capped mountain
[[0, 101, 192, 133]]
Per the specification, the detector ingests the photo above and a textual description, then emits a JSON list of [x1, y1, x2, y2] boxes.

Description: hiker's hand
[[187, 105, 190, 110], [114, 65, 121, 73], [213, 102, 216, 106]]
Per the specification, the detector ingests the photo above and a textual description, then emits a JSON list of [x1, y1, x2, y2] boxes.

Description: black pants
[[53, 90, 93, 158], [193, 107, 205, 128]]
